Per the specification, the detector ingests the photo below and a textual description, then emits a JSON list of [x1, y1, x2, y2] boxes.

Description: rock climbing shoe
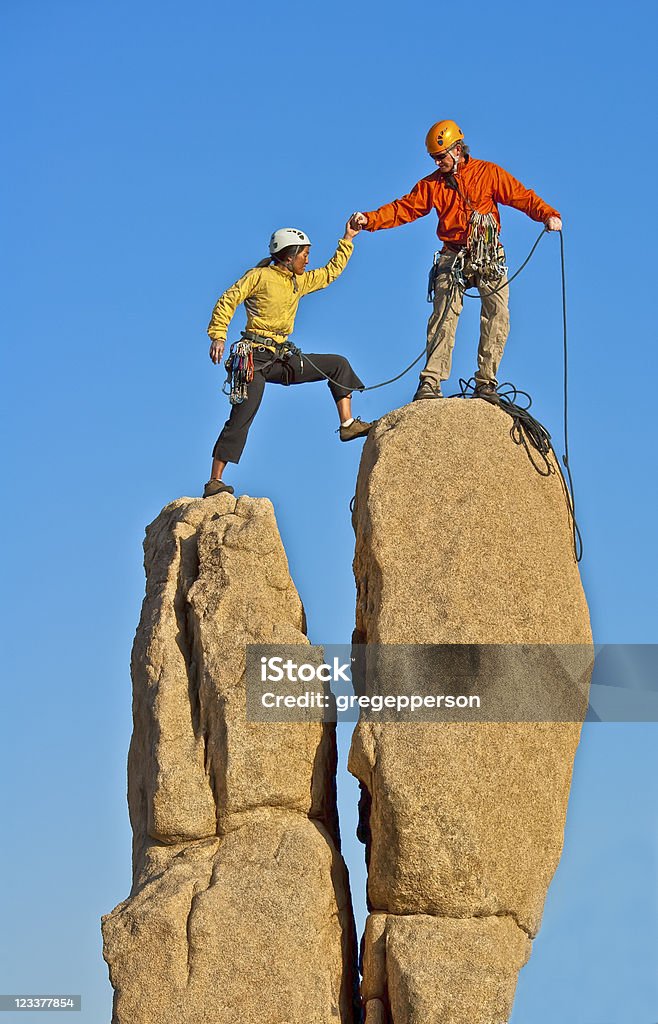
[[339, 417, 372, 442], [203, 479, 235, 498], [413, 380, 443, 401], [474, 381, 501, 405]]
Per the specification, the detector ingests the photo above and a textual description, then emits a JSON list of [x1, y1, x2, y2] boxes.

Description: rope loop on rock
[[454, 369, 583, 562]]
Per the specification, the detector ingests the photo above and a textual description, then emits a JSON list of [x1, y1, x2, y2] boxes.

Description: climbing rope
[[302, 228, 548, 394], [450, 236, 583, 564], [557, 229, 582, 561], [452, 230, 582, 561], [456, 376, 555, 468], [349, 228, 583, 561], [222, 229, 582, 560], [302, 276, 461, 394], [462, 226, 548, 299], [225, 229, 546, 399], [426, 224, 585, 562]]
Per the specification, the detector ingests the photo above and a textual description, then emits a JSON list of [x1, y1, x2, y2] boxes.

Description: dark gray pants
[[212, 349, 364, 464]]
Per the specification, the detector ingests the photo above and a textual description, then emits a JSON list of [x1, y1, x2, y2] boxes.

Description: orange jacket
[[363, 157, 559, 247]]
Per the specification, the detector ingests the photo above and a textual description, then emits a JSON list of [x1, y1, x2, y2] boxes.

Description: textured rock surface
[[102, 495, 358, 1024], [362, 913, 531, 1024], [348, 400, 592, 1022]]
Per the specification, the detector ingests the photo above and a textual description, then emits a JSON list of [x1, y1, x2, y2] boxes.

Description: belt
[[241, 330, 288, 353], [239, 331, 303, 378]]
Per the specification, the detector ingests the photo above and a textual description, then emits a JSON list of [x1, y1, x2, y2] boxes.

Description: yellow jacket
[[207, 238, 353, 344]]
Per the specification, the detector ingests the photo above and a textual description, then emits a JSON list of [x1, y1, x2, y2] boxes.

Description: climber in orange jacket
[[351, 120, 562, 402]]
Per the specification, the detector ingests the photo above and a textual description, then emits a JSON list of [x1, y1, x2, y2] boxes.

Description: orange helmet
[[425, 119, 464, 157]]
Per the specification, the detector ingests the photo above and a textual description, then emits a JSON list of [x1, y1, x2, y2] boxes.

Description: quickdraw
[[427, 212, 508, 302], [223, 338, 254, 404], [465, 212, 508, 284], [427, 248, 466, 301], [223, 332, 305, 403]]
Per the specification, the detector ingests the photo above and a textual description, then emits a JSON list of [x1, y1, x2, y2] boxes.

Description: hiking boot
[[474, 381, 501, 404], [339, 417, 372, 442], [413, 380, 443, 401], [203, 479, 235, 498]]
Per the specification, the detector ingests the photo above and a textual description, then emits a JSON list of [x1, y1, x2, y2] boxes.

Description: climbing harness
[[428, 210, 508, 301], [223, 331, 303, 403], [427, 215, 524, 303], [427, 248, 463, 300]]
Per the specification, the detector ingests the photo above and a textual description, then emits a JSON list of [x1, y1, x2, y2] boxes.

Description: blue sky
[[1, 1, 656, 1021]]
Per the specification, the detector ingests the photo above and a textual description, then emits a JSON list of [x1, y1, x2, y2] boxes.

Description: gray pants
[[422, 249, 510, 387]]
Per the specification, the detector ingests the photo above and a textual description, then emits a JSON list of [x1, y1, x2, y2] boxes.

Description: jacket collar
[[270, 262, 296, 279]]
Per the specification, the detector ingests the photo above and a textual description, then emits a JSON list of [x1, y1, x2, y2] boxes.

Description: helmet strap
[[272, 247, 300, 291], [439, 145, 461, 186]]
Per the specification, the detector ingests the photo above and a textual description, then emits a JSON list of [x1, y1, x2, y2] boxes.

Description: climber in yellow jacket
[[204, 220, 370, 497]]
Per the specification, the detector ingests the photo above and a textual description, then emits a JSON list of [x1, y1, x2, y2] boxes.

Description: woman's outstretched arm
[[299, 220, 360, 296]]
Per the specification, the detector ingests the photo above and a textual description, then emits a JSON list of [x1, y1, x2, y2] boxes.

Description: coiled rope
[[453, 372, 582, 561]]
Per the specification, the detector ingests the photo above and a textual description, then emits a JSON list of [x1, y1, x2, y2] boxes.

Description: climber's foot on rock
[[203, 479, 234, 498], [413, 380, 443, 401], [339, 417, 372, 442], [473, 381, 501, 405]]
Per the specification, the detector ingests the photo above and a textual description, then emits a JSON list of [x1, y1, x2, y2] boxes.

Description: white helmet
[[269, 227, 311, 255]]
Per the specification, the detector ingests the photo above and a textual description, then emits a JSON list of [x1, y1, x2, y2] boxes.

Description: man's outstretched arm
[[493, 164, 562, 230], [352, 177, 434, 232]]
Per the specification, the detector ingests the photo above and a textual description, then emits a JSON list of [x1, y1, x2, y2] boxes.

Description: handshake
[[343, 212, 368, 241]]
